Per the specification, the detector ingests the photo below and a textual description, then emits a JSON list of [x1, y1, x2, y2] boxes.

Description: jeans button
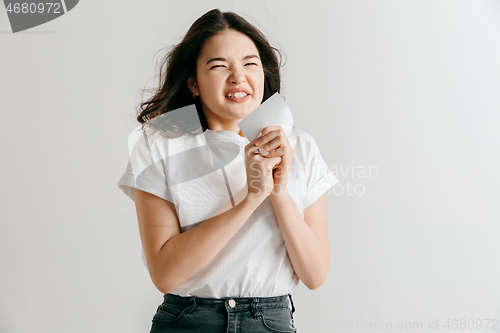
[[228, 299, 236, 308]]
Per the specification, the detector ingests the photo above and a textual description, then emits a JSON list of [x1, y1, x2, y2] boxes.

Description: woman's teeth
[[227, 92, 248, 98]]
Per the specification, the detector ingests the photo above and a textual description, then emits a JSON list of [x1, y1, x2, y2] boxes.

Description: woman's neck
[[207, 122, 245, 137]]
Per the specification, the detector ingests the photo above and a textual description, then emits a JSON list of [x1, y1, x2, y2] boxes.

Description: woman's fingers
[[258, 146, 285, 158], [254, 130, 279, 148], [256, 142, 285, 158], [255, 136, 283, 155], [253, 127, 288, 168]]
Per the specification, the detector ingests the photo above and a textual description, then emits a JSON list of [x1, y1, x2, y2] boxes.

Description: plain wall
[[1, 1, 499, 332]]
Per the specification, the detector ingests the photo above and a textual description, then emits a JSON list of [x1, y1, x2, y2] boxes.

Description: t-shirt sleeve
[[302, 135, 340, 209], [117, 127, 174, 203]]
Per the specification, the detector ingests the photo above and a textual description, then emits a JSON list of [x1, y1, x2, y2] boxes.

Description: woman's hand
[[253, 126, 294, 196], [244, 135, 282, 203]]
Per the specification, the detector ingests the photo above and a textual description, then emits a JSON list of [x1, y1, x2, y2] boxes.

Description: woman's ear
[[187, 77, 199, 95]]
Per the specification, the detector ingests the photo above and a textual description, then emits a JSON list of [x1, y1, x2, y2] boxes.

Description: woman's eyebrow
[[206, 54, 259, 65]]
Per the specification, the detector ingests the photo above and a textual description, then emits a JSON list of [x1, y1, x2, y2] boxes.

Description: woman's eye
[[210, 63, 258, 69]]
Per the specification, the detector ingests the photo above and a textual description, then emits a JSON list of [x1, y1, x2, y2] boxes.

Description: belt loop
[[184, 296, 196, 314], [251, 297, 262, 319], [288, 293, 295, 313]]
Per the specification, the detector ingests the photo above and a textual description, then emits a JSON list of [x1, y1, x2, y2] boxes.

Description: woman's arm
[[269, 192, 331, 290], [133, 188, 263, 294], [254, 126, 331, 289]]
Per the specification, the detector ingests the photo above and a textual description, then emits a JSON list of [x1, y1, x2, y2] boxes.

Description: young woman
[[117, 9, 339, 333]]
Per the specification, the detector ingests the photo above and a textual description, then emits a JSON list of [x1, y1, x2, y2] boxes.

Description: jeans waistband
[[163, 293, 296, 314]]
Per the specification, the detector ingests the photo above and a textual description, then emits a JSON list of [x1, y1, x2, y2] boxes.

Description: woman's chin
[[221, 105, 252, 118]]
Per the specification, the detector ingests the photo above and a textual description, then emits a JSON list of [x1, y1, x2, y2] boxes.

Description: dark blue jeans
[[149, 293, 297, 332]]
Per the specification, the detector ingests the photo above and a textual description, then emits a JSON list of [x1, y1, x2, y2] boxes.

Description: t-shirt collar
[[204, 129, 250, 146]]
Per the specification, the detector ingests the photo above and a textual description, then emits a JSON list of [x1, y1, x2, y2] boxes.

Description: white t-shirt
[[117, 125, 339, 297]]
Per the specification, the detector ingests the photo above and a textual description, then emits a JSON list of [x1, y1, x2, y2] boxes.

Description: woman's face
[[188, 29, 265, 132]]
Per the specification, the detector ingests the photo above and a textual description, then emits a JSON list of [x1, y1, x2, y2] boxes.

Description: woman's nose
[[228, 67, 246, 84]]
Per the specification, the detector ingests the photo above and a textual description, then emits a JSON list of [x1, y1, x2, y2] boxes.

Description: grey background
[[1, 1, 499, 332]]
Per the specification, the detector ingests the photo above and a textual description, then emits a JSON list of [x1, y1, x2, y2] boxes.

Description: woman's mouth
[[225, 93, 250, 103]]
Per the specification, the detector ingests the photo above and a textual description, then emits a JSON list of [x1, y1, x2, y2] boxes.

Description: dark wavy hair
[[136, 9, 285, 138]]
